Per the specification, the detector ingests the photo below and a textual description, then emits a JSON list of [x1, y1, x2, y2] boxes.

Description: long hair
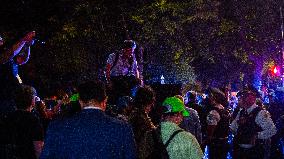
[[133, 85, 155, 110]]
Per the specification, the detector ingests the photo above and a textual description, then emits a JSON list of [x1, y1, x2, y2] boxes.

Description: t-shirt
[[161, 121, 203, 159], [107, 52, 139, 77], [5, 110, 44, 159]]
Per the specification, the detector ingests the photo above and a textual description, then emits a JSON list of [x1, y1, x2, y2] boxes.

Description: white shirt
[[83, 105, 103, 111], [230, 103, 277, 140], [107, 52, 139, 77]]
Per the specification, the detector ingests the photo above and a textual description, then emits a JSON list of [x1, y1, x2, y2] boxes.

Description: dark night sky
[[0, 0, 68, 39]]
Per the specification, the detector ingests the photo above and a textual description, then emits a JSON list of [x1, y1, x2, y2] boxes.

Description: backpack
[[146, 126, 183, 159]]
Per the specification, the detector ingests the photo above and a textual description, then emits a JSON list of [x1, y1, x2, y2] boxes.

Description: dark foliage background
[[1, 0, 284, 95]]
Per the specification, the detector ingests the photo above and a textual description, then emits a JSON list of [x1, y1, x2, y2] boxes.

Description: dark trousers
[[108, 75, 137, 104], [208, 139, 229, 159], [233, 144, 264, 159]]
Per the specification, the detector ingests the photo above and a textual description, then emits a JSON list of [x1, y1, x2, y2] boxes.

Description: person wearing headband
[[106, 39, 143, 104], [106, 40, 140, 81]]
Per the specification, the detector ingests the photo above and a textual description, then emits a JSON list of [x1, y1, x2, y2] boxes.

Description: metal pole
[[280, 7, 284, 86], [281, 7, 284, 39]]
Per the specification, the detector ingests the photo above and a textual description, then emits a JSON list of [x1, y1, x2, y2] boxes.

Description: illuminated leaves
[[218, 19, 237, 35], [3, 0, 282, 85], [263, 59, 276, 75], [39, 0, 284, 85]]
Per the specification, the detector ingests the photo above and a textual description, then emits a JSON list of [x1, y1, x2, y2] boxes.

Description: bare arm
[[0, 40, 26, 64], [138, 47, 144, 84], [0, 31, 35, 64], [17, 45, 31, 65], [106, 63, 111, 82], [33, 140, 44, 159]]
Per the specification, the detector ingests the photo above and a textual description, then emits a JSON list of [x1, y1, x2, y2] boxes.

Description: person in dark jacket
[[40, 81, 136, 159], [3, 85, 44, 159], [204, 87, 231, 159]]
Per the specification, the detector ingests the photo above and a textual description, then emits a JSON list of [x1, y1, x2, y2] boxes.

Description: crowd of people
[[0, 36, 284, 159]]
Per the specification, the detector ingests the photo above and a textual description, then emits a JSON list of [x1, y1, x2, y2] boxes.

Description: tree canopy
[[1, 0, 284, 92]]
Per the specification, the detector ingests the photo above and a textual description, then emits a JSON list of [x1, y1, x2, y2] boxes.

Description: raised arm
[[16, 44, 31, 65], [0, 40, 26, 64], [106, 53, 115, 83], [33, 140, 44, 159], [105, 63, 112, 82], [0, 31, 35, 64]]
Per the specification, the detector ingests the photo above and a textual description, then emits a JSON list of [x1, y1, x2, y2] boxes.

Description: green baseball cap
[[70, 93, 79, 102], [162, 97, 189, 117]]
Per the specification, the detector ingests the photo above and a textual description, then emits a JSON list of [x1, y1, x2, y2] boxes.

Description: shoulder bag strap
[[111, 51, 120, 71], [164, 129, 183, 147]]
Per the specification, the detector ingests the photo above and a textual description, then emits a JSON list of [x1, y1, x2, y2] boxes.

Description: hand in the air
[[22, 31, 36, 43]]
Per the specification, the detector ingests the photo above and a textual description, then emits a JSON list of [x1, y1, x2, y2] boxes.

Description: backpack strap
[[111, 51, 120, 71], [164, 129, 183, 147], [250, 106, 262, 118]]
